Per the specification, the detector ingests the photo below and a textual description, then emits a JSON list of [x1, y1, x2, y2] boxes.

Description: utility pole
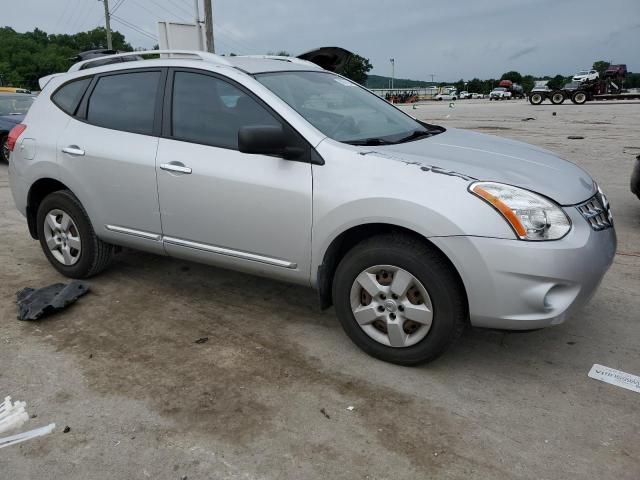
[[429, 73, 435, 84], [193, 0, 203, 50], [101, 0, 113, 50], [203, 0, 214, 53], [390, 58, 395, 89]]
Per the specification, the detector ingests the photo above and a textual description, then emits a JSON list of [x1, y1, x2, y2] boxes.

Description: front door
[[155, 69, 312, 284]]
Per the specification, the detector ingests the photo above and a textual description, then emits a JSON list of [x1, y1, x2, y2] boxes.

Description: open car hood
[[297, 47, 354, 74]]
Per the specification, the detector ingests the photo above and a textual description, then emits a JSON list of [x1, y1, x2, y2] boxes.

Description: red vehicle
[[498, 80, 525, 99]]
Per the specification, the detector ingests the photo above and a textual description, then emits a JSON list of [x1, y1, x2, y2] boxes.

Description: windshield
[[576, 71, 589, 75], [0, 95, 35, 115], [493, 87, 506, 91], [255, 71, 441, 145]]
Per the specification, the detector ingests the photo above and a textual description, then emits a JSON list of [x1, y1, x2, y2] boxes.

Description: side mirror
[[238, 125, 304, 160]]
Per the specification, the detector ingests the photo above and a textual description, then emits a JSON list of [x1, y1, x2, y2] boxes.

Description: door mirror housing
[[238, 125, 304, 160]]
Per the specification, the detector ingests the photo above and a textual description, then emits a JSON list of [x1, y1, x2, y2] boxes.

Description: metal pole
[[193, 0, 204, 50], [193, 0, 201, 24], [102, 0, 113, 50], [204, 0, 214, 53], [390, 58, 395, 90], [193, 0, 203, 50]]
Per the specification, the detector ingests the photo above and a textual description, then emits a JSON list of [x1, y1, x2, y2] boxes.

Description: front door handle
[[62, 145, 85, 156], [160, 162, 192, 174]]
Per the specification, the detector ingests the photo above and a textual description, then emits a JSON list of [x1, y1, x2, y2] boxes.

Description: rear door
[[57, 68, 166, 253], [155, 68, 313, 284]]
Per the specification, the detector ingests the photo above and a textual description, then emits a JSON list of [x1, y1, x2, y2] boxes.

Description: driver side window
[[171, 71, 280, 149]]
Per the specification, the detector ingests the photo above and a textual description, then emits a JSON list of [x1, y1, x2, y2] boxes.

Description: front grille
[[577, 191, 613, 231]]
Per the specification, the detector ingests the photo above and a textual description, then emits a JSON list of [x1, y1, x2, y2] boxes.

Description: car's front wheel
[[332, 234, 467, 365], [36, 190, 113, 278]]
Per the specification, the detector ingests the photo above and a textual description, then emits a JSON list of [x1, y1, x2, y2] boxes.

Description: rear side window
[[87, 71, 160, 135], [52, 78, 91, 115], [171, 71, 280, 149]]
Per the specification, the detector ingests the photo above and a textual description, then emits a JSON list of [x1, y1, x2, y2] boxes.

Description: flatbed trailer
[[592, 93, 640, 101]]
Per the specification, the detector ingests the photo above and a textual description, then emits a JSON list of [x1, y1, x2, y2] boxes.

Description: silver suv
[[7, 51, 616, 365]]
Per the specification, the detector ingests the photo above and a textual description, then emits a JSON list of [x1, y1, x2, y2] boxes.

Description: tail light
[[7, 124, 27, 152]]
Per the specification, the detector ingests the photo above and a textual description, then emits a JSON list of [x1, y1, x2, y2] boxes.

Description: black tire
[[571, 91, 588, 105], [332, 234, 467, 365], [550, 91, 565, 105], [529, 93, 544, 105], [0, 135, 8, 163], [36, 190, 113, 278]]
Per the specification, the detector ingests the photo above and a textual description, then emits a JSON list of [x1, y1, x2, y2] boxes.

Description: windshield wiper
[[394, 129, 433, 144], [346, 137, 394, 146]]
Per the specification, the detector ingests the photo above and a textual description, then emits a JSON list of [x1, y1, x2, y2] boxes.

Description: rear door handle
[[160, 162, 192, 174], [62, 145, 85, 156]]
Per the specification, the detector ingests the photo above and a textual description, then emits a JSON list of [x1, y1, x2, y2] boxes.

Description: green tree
[[547, 74, 568, 89], [0, 26, 132, 90], [342, 54, 373, 85], [453, 78, 466, 92], [521, 74, 535, 92], [592, 60, 610, 76], [466, 78, 483, 93], [500, 71, 523, 84]]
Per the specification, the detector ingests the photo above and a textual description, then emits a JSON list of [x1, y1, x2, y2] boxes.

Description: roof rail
[[68, 50, 231, 72], [236, 55, 321, 69]]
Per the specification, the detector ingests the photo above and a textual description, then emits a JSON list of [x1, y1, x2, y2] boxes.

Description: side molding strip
[[105, 225, 162, 241], [163, 236, 297, 269]]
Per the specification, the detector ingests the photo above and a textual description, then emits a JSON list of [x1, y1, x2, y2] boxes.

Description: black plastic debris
[[16, 281, 90, 321]]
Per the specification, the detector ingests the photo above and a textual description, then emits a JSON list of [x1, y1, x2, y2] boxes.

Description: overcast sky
[[4, 0, 640, 80]]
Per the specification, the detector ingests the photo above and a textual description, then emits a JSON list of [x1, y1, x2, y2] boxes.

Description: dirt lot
[[1, 99, 639, 480]]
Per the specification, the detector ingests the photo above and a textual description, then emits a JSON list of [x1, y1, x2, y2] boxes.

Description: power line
[[73, 0, 100, 33], [63, 0, 85, 32], [145, 0, 190, 22], [110, 14, 158, 41], [111, 0, 127, 14], [55, 0, 75, 32], [213, 23, 256, 54], [166, 0, 193, 18]]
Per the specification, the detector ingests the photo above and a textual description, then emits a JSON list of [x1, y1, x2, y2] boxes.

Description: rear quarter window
[[86, 71, 161, 135], [52, 77, 92, 115]]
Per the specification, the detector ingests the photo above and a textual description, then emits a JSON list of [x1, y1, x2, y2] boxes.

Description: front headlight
[[470, 181, 571, 240]]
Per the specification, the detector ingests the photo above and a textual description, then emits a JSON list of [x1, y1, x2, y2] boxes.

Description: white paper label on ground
[[588, 364, 640, 394]]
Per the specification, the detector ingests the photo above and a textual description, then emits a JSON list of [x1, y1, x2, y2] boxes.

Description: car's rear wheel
[[551, 91, 565, 104], [36, 190, 113, 278], [332, 234, 466, 365], [571, 91, 588, 105], [0, 135, 8, 163]]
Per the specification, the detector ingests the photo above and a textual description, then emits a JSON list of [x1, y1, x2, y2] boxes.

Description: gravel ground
[[1, 99, 638, 480]]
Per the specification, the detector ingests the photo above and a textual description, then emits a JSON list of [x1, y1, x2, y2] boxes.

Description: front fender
[[310, 141, 515, 281]]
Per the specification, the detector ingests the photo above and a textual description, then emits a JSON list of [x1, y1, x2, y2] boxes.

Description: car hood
[[366, 128, 596, 205], [0, 114, 24, 126]]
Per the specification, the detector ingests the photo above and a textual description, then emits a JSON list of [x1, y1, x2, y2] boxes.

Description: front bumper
[[430, 208, 616, 329]]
